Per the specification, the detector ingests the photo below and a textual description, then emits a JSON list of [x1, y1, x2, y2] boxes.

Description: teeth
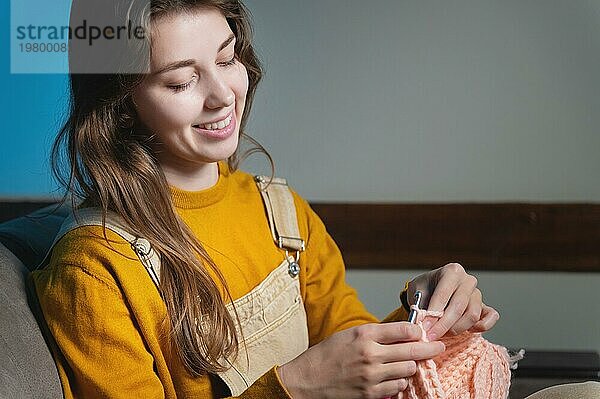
[[197, 114, 232, 130]]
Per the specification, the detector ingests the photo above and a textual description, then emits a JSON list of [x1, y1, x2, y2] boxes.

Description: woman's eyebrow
[[218, 33, 236, 52], [152, 34, 236, 76]]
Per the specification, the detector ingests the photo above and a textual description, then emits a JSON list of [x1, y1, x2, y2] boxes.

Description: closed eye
[[220, 56, 237, 67], [168, 77, 196, 93]]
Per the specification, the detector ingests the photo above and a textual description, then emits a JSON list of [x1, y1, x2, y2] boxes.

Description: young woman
[[31, 1, 499, 398]]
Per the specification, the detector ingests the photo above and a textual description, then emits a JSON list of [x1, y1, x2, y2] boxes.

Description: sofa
[[0, 204, 68, 398]]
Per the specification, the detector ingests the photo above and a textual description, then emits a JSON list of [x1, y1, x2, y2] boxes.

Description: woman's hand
[[277, 322, 445, 399], [406, 263, 500, 341]]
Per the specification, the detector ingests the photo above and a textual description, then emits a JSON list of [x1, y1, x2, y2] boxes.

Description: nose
[[204, 72, 235, 110]]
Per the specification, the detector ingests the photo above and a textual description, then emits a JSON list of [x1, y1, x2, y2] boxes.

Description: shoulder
[[31, 222, 165, 327], [40, 224, 140, 292], [287, 186, 329, 243]]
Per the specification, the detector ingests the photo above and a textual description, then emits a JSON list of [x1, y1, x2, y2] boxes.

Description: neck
[[161, 161, 220, 191]]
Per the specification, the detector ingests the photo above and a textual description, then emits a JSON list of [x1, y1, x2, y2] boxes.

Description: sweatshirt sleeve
[[223, 366, 293, 399], [381, 305, 409, 323], [31, 262, 167, 399], [289, 190, 409, 347]]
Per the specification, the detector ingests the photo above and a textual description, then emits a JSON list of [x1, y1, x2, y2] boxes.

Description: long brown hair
[[51, 0, 273, 376]]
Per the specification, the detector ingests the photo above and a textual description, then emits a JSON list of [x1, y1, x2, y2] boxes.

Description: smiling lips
[[191, 111, 236, 140], [193, 112, 233, 130]]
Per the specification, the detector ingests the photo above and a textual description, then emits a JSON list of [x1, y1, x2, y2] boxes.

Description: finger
[[379, 341, 445, 363], [371, 378, 409, 398], [469, 304, 500, 332], [370, 322, 422, 345], [426, 275, 477, 340], [425, 263, 465, 313], [447, 289, 482, 335], [379, 360, 417, 380]]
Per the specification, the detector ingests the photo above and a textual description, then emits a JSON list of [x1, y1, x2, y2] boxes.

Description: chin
[[203, 134, 240, 163]]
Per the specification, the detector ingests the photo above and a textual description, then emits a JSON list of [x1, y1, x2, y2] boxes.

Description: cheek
[[135, 92, 198, 131]]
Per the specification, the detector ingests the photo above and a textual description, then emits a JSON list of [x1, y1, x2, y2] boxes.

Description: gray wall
[[242, 1, 600, 352]]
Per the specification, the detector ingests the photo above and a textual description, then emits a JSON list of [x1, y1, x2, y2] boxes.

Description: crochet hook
[[407, 290, 422, 323]]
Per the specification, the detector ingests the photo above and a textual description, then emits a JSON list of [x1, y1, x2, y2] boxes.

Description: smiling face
[[132, 7, 249, 178]]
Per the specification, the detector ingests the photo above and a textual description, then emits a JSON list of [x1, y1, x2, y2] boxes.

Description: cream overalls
[[45, 175, 310, 396]]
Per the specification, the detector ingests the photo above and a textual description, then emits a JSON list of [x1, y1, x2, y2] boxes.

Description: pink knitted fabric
[[398, 306, 512, 399]]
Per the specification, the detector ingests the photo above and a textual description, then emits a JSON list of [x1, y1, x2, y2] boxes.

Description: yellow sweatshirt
[[30, 161, 408, 398]]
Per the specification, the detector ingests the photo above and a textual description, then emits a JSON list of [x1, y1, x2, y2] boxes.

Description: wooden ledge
[[310, 203, 600, 272], [2, 200, 598, 272]]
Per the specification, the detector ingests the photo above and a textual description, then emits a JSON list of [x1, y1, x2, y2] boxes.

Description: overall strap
[[39, 207, 161, 289], [253, 175, 305, 253]]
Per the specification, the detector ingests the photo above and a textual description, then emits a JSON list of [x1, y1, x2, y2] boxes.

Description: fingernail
[[422, 320, 433, 331], [427, 331, 437, 341]]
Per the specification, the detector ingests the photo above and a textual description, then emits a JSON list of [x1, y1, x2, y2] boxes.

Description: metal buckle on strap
[[284, 249, 301, 263], [285, 250, 301, 278], [279, 238, 304, 278]]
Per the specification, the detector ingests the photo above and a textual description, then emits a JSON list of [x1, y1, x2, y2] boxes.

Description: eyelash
[[168, 56, 237, 93], [221, 57, 237, 67], [169, 80, 194, 93]]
